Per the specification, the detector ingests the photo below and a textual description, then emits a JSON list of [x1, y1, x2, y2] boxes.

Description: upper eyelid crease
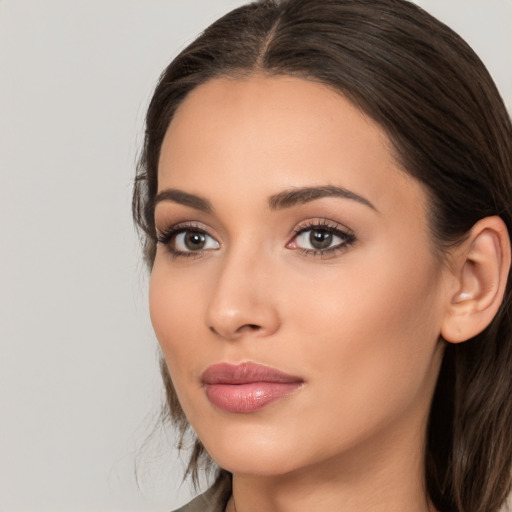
[[293, 218, 352, 231], [156, 221, 204, 237]]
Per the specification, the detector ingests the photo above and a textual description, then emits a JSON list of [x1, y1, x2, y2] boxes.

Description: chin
[[199, 425, 307, 477], [213, 450, 300, 477]]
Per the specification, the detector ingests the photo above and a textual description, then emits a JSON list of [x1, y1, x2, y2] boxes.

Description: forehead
[[158, 74, 425, 218]]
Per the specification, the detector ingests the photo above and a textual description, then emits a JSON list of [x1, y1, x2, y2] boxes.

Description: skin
[[150, 75, 450, 512]]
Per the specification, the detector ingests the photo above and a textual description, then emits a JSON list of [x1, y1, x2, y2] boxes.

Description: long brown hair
[[133, 1, 512, 510]]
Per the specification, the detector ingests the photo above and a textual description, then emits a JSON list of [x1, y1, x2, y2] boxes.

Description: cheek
[[149, 262, 203, 378], [284, 246, 444, 435], [288, 245, 441, 344], [148, 261, 218, 432]]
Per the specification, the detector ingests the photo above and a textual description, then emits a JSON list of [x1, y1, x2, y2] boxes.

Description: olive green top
[[172, 481, 231, 512]]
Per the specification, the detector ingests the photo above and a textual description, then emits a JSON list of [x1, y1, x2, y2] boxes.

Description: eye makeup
[[156, 217, 356, 261], [287, 218, 357, 258], [156, 222, 220, 259]]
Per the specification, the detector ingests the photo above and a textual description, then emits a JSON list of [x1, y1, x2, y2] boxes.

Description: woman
[[132, 0, 512, 511]]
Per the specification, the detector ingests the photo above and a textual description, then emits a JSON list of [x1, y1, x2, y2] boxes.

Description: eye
[[174, 231, 219, 252], [287, 220, 356, 256], [295, 229, 342, 250], [157, 225, 220, 257]]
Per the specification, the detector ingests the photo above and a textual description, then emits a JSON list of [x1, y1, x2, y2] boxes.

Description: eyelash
[[156, 223, 213, 260], [156, 219, 356, 259], [289, 219, 356, 258]]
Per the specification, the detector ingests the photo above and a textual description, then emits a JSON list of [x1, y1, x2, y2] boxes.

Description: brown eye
[[174, 230, 220, 252], [289, 223, 356, 256], [294, 228, 343, 251], [184, 232, 207, 250], [309, 230, 333, 249]]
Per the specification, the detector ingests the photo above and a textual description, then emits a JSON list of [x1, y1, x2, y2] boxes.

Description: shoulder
[[171, 482, 231, 512]]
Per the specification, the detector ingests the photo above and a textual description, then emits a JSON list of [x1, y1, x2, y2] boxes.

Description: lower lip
[[205, 382, 302, 413]]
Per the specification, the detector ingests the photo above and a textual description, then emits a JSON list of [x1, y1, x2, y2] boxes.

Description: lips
[[201, 362, 304, 413]]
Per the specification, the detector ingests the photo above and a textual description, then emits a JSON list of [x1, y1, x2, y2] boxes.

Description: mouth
[[201, 362, 304, 413]]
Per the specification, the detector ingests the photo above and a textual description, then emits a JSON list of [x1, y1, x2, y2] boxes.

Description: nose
[[205, 249, 281, 340]]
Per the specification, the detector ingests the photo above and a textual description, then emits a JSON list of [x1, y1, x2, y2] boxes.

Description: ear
[[441, 216, 511, 343]]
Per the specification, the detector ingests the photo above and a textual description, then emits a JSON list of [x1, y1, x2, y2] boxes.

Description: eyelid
[[156, 220, 215, 239], [174, 231, 220, 252], [156, 221, 221, 258], [286, 218, 357, 257], [290, 218, 354, 238]]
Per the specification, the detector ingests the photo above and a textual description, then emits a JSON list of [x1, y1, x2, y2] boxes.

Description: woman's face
[[150, 75, 448, 476]]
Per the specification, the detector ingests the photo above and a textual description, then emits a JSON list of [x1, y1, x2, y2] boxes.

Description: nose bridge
[[205, 242, 280, 340]]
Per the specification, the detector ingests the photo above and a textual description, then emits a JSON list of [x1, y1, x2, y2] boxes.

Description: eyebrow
[[154, 189, 213, 213], [268, 185, 377, 211], [153, 184, 377, 214]]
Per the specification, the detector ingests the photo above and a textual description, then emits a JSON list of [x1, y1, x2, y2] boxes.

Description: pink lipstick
[[202, 362, 304, 413]]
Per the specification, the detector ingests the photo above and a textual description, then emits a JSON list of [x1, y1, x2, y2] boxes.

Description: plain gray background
[[1, 1, 511, 511]]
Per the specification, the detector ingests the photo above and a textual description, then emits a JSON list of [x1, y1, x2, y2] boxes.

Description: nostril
[[208, 323, 263, 338], [238, 324, 261, 333]]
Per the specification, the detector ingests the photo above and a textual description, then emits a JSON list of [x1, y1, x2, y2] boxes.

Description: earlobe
[[441, 216, 511, 344]]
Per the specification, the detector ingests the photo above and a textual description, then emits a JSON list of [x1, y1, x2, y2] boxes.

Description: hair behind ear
[[428, 283, 512, 512]]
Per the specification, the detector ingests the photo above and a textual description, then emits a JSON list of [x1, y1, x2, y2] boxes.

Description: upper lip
[[201, 362, 304, 385]]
